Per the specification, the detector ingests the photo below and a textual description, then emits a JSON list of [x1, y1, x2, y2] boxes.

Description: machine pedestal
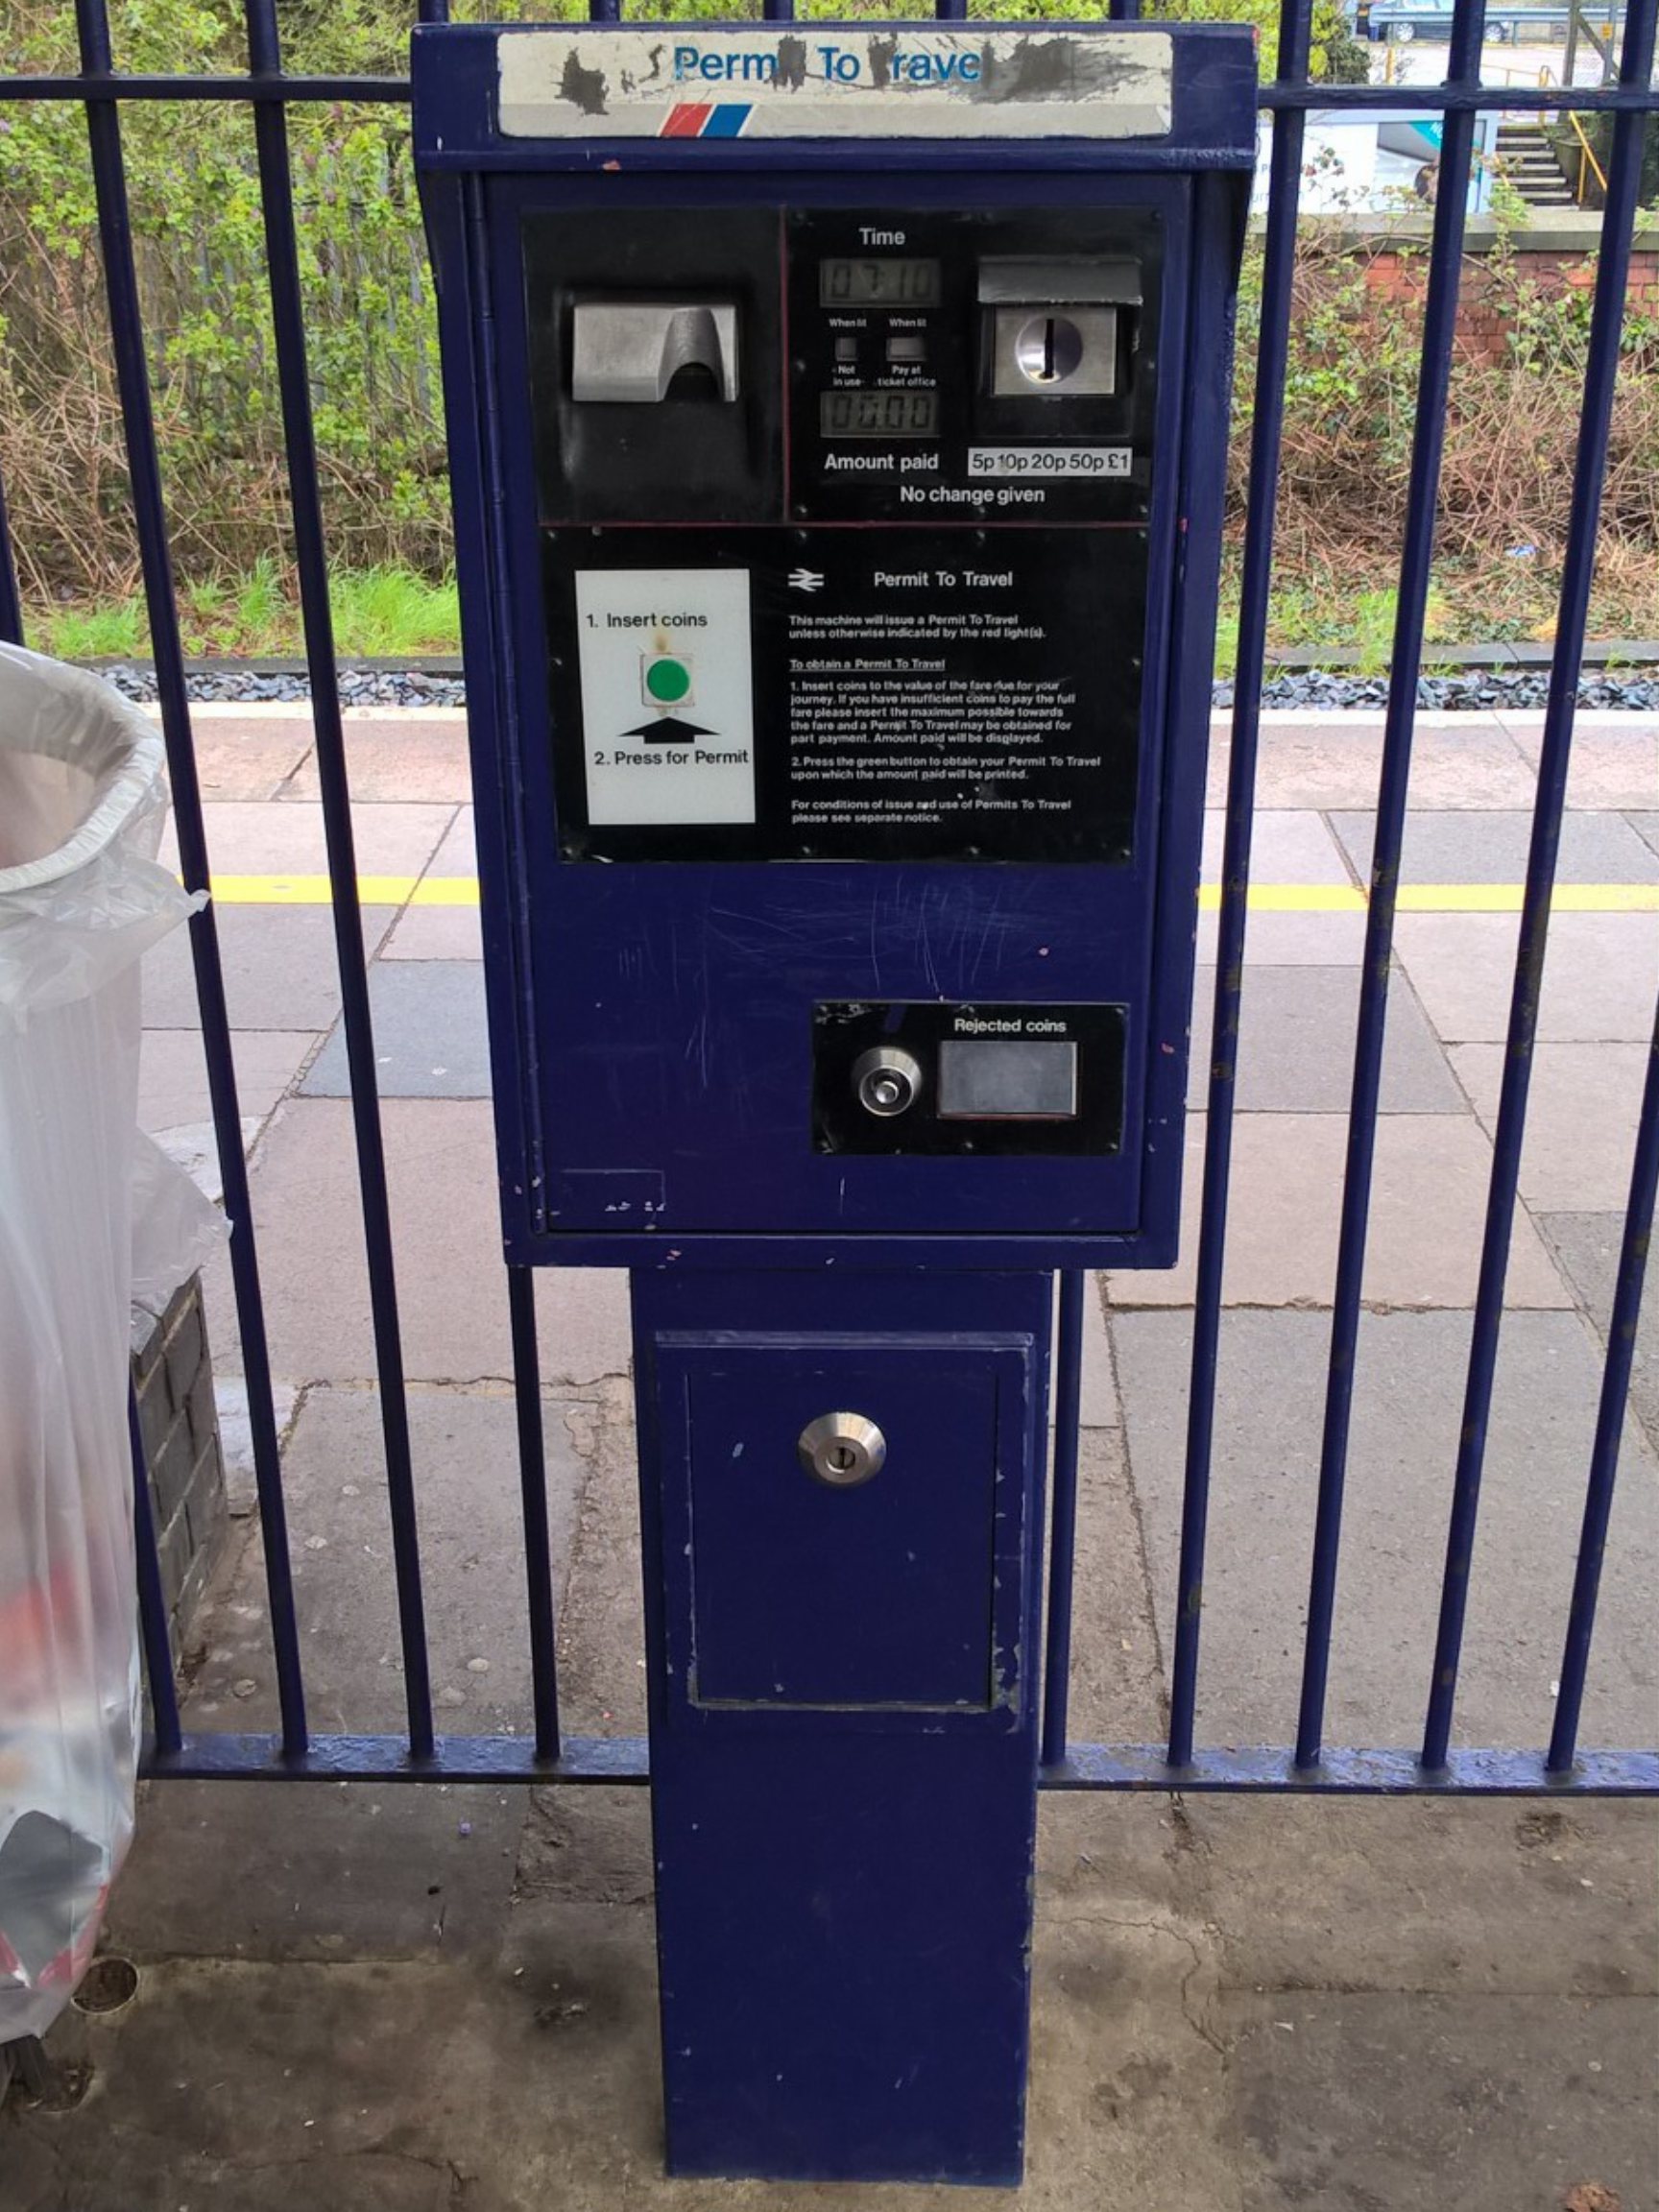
[[630, 1267, 1052, 2185]]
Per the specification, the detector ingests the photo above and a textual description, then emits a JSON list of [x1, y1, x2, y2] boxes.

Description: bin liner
[[0, 644, 218, 2040]]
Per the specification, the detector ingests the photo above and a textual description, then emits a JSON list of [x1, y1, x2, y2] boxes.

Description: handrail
[[1566, 102, 1611, 194]]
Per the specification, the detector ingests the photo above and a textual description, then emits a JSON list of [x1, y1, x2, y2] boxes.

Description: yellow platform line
[[200, 873, 1659, 916]]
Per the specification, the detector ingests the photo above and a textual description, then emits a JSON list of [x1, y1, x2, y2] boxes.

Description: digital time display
[[820, 390, 940, 440], [819, 257, 942, 307]]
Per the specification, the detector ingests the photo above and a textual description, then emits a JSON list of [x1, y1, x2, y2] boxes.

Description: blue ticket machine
[[415, 20, 1253, 2183]]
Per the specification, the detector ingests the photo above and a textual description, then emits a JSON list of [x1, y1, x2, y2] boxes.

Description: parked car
[[1368, 1, 1595, 37]]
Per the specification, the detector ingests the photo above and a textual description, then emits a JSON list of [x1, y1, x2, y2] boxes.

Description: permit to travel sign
[[496, 27, 1175, 140]]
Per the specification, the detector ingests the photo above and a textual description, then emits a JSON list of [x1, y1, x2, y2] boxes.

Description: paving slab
[[158, 798, 457, 878], [1629, 809, 1659, 861], [1208, 715, 1538, 811], [106, 1781, 525, 1964], [1541, 1210, 1659, 1453], [1498, 714, 1659, 809], [1201, 806, 1356, 885], [1110, 1307, 1659, 1751], [198, 1096, 633, 1387], [138, 1024, 317, 1135], [1077, 1274, 1118, 1429], [6, 1907, 1247, 2212], [1451, 1040, 1655, 1211], [1395, 910, 1659, 1043], [302, 960, 491, 1098], [143, 707, 314, 801], [284, 709, 474, 804], [213, 1373, 301, 1517], [1188, 964, 1462, 1113], [1332, 806, 1659, 885], [1107, 1112, 1571, 1310], [141, 902, 400, 1030], [383, 805, 486, 959], [1226, 1989, 1656, 2212], [1195, 902, 1370, 968], [182, 1381, 589, 1738], [1188, 1793, 1659, 2001]]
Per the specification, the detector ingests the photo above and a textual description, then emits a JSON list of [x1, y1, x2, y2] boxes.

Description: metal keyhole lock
[[798, 1412, 887, 1490], [1014, 313, 1085, 388], [852, 1046, 923, 1120]]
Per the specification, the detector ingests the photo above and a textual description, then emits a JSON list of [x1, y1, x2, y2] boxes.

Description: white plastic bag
[[0, 643, 210, 2040]]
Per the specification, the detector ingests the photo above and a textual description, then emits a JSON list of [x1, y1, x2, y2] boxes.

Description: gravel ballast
[[91, 661, 1659, 714]]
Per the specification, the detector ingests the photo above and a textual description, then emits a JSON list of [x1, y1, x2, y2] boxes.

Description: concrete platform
[[13, 706, 1650, 2204]]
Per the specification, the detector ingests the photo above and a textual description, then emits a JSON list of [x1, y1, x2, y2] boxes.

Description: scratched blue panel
[[671, 1339, 1010, 1707], [634, 1267, 1050, 2183]]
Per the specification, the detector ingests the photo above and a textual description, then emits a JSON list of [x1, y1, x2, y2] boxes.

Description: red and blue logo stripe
[[659, 102, 752, 138]]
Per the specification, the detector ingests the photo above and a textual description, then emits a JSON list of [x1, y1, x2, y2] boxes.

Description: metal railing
[[1, 0, 1655, 1798]]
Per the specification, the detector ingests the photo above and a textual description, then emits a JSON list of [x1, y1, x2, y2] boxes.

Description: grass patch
[[29, 562, 463, 661], [26, 551, 1659, 679]]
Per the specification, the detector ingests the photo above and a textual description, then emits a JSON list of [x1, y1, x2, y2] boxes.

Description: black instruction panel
[[525, 200, 1164, 865], [545, 527, 1146, 864]]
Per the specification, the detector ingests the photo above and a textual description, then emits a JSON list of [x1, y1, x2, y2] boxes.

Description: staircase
[[1494, 120, 1577, 209]]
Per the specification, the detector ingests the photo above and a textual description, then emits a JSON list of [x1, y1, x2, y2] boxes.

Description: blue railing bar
[[1047, 1743, 1659, 1794], [1548, 999, 1659, 1773], [765, 0, 798, 22], [1294, 0, 1487, 1774], [5, 75, 1656, 115], [128, 1389, 182, 1759], [935, 0, 968, 20], [507, 1266, 563, 1763], [0, 464, 22, 646], [73, 0, 309, 1757], [1166, 0, 1310, 1772], [136, 1730, 1659, 1795], [1424, 0, 1659, 1775], [145, 1732, 651, 1785], [589, 0, 622, 22], [417, 0, 450, 25], [244, 0, 435, 1762], [1040, 1272, 1087, 1769]]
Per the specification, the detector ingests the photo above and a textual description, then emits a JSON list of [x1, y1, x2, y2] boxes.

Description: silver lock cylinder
[[570, 301, 740, 403], [798, 1412, 887, 1489], [852, 1046, 923, 1119]]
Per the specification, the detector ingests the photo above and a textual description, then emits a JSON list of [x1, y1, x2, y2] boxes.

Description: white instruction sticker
[[575, 569, 756, 828], [967, 446, 1134, 480]]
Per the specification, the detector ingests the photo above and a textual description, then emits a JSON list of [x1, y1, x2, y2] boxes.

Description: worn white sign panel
[[575, 568, 757, 828], [497, 28, 1173, 141]]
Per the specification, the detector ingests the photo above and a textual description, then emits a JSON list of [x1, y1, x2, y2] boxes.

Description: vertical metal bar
[[244, 0, 435, 1760], [128, 1388, 182, 1758], [1040, 1271, 1087, 1768], [507, 1267, 563, 1762], [1166, 0, 1310, 1772], [74, 0, 308, 1757], [1423, 0, 1657, 1772], [935, 0, 967, 22], [763, 0, 797, 20], [1293, 0, 1487, 1772], [0, 464, 23, 646], [589, 0, 621, 23], [1548, 998, 1659, 1771]]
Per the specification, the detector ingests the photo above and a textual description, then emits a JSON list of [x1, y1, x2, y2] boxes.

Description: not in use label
[[574, 568, 756, 826]]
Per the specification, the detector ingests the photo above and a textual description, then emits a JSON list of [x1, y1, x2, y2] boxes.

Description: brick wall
[[1353, 223, 1659, 363], [132, 1272, 228, 1669]]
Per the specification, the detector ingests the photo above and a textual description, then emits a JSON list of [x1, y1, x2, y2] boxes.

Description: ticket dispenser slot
[[570, 300, 740, 403]]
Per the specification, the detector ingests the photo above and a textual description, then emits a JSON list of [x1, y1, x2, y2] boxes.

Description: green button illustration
[[645, 656, 692, 705]]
